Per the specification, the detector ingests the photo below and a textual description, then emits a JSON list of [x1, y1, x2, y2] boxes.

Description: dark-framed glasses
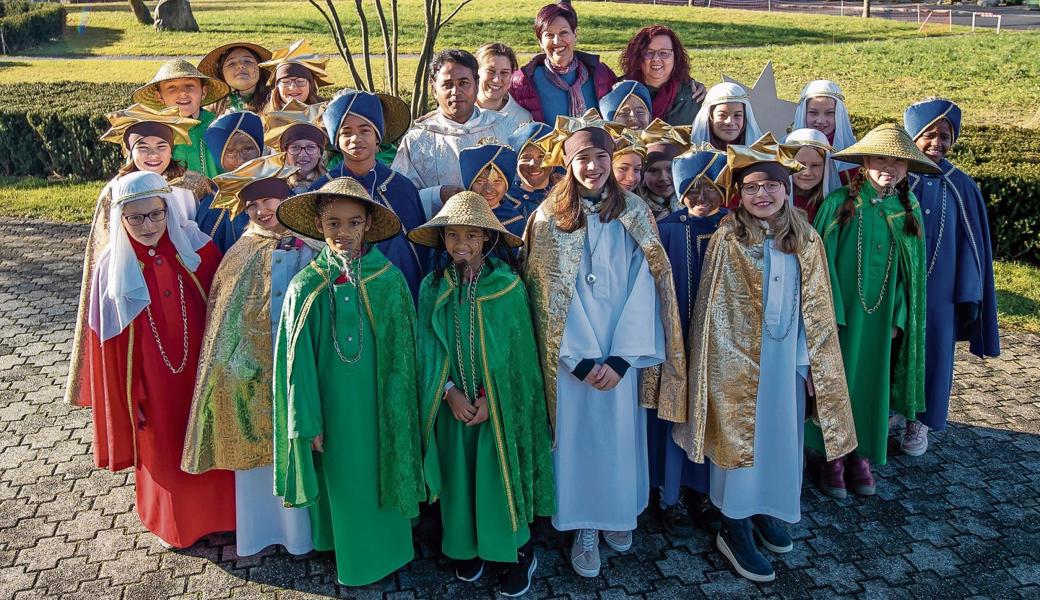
[[740, 181, 785, 196], [123, 209, 167, 226]]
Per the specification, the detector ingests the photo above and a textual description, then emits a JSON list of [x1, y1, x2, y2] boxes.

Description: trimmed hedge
[[0, 84, 1037, 264], [0, 1, 65, 53]]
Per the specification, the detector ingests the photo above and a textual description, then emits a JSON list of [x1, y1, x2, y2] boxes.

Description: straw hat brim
[[407, 216, 524, 249], [830, 150, 941, 174], [132, 72, 231, 111], [376, 93, 412, 144], [833, 125, 942, 174], [277, 187, 401, 243], [197, 42, 273, 80]]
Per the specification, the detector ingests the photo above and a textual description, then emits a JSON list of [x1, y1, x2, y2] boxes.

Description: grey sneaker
[[602, 529, 633, 552], [889, 413, 906, 434], [570, 529, 600, 578], [901, 421, 929, 456]]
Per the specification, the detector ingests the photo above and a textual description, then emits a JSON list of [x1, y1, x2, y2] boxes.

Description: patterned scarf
[[543, 56, 589, 117]]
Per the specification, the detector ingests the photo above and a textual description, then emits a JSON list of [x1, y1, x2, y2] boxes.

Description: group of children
[[64, 30, 1000, 596]]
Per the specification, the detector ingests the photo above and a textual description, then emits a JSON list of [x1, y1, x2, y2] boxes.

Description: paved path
[[0, 218, 1037, 599]]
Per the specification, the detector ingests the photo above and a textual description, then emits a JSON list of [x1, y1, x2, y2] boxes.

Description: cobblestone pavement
[[1, 218, 1037, 600]]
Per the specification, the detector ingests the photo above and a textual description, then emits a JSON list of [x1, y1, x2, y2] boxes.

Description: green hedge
[[0, 84, 1037, 264], [0, 1, 65, 53]]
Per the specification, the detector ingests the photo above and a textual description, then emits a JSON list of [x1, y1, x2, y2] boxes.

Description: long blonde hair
[[726, 189, 814, 254]]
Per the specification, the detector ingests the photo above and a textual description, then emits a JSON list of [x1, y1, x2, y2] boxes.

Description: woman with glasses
[[77, 170, 233, 550], [619, 25, 707, 127], [197, 42, 273, 116], [260, 40, 330, 113]]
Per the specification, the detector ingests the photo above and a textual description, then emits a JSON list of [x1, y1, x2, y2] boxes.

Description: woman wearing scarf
[[260, 39, 330, 113], [182, 155, 317, 557], [197, 42, 273, 116], [784, 128, 840, 223], [792, 80, 858, 180], [689, 82, 763, 152], [194, 111, 265, 252], [509, 2, 617, 125], [263, 99, 330, 194], [896, 98, 999, 455], [78, 171, 233, 549], [65, 105, 210, 409], [524, 111, 686, 579], [619, 25, 706, 126]]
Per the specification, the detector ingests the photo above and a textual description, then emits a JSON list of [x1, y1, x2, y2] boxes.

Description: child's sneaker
[[602, 529, 633, 552], [901, 421, 929, 456], [661, 495, 695, 538], [454, 557, 484, 582], [498, 543, 537, 597], [570, 529, 600, 578]]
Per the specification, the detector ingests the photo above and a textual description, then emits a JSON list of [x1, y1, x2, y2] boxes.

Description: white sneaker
[[602, 529, 633, 552], [901, 421, 929, 456], [570, 529, 600, 578], [156, 536, 175, 549], [889, 413, 906, 434]]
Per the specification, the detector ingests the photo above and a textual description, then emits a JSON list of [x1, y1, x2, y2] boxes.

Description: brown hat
[[196, 42, 273, 81], [833, 123, 942, 174], [277, 177, 401, 242], [407, 191, 523, 249], [132, 59, 231, 110]]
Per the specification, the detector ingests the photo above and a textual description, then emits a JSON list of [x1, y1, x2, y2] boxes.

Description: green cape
[[417, 259, 555, 531], [273, 245, 425, 516], [814, 185, 927, 418]]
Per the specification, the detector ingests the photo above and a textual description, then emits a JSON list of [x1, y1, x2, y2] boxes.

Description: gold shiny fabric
[[522, 191, 688, 435], [259, 39, 332, 87], [671, 222, 857, 468], [537, 109, 626, 168], [65, 174, 210, 407], [99, 104, 199, 149], [211, 154, 298, 217], [181, 225, 286, 473]]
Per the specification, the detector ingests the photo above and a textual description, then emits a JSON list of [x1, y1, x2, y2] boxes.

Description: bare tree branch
[[353, 0, 377, 91], [324, 0, 366, 89], [391, 0, 400, 96], [438, 0, 474, 32], [372, 0, 394, 92]]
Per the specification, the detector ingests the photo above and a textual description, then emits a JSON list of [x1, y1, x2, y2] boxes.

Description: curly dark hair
[[619, 25, 691, 87]]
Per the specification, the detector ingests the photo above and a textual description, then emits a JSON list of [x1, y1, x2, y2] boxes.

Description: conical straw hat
[[277, 177, 401, 242], [407, 191, 524, 249], [132, 59, 231, 110], [833, 123, 941, 174], [197, 42, 273, 81]]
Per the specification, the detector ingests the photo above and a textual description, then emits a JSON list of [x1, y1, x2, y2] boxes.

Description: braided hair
[[838, 168, 921, 237]]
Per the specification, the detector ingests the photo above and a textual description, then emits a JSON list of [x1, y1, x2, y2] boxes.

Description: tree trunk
[[128, 0, 153, 25], [154, 0, 200, 32]]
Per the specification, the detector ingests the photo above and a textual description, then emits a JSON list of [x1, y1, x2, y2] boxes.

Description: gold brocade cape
[[522, 191, 688, 434], [65, 170, 213, 408], [181, 225, 297, 473], [672, 222, 858, 468]]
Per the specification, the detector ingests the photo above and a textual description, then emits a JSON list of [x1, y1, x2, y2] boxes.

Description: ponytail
[[897, 179, 921, 237]]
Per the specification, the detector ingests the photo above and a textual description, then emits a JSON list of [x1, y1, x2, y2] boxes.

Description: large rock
[[154, 0, 200, 32]]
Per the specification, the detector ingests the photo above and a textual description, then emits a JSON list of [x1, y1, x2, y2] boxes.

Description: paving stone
[[1, 217, 1038, 598]]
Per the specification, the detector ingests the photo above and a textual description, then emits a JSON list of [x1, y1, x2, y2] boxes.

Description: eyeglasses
[[123, 209, 167, 226], [287, 143, 322, 156], [277, 77, 310, 89], [224, 148, 258, 160], [642, 49, 674, 61], [740, 181, 785, 196]]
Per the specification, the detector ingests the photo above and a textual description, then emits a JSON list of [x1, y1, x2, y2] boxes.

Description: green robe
[[273, 246, 424, 585], [807, 184, 926, 464], [417, 259, 555, 562], [173, 109, 218, 178]]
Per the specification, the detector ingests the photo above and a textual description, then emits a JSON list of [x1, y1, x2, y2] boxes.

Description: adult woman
[[509, 2, 617, 125], [260, 39, 330, 113], [619, 24, 706, 126], [197, 42, 273, 115], [475, 43, 533, 131]]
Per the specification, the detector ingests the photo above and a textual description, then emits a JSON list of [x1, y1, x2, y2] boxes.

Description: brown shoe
[[819, 457, 847, 499], [844, 454, 876, 496]]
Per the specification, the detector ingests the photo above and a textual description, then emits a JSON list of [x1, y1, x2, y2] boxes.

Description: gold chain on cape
[[145, 274, 190, 374]]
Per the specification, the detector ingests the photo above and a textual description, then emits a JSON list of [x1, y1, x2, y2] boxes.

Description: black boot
[[661, 493, 695, 538], [716, 515, 775, 582], [454, 557, 484, 582], [498, 541, 537, 597]]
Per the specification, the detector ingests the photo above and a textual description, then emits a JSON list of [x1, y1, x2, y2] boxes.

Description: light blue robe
[[234, 240, 316, 557], [709, 239, 809, 524], [552, 207, 665, 532]]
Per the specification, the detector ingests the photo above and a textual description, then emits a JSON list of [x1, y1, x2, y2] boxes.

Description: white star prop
[[723, 62, 798, 140]]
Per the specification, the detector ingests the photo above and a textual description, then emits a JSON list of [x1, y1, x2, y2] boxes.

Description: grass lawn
[[2, 177, 1037, 332], [42, 0, 940, 57]]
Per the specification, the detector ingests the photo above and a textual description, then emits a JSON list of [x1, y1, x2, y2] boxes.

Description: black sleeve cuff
[[605, 356, 630, 379], [572, 359, 596, 381]]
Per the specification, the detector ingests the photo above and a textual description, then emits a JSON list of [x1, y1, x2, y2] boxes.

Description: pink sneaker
[[819, 457, 847, 499], [844, 454, 876, 496]]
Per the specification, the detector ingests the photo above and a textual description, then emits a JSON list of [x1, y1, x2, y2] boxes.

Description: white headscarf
[[690, 82, 763, 147], [785, 128, 840, 198], [90, 171, 210, 342], [793, 80, 856, 170]]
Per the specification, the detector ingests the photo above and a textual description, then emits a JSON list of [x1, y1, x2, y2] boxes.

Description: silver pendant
[[585, 273, 597, 285]]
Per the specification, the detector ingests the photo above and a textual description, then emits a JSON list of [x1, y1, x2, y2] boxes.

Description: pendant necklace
[[326, 252, 364, 363], [762, 240, 799, 341], [451, 263, 482, 401]]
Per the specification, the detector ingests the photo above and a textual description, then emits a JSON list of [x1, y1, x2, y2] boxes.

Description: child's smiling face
[[158, 78, 206, 118]]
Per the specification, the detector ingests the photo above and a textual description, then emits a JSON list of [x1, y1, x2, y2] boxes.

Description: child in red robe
[[77, 171, 235, 548]]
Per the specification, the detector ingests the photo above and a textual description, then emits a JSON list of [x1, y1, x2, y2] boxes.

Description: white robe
[[234, 243, 315, 557], [391, 106, 515, 218], [484, 95, 532, 133], [552, 210, 666, 532]]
